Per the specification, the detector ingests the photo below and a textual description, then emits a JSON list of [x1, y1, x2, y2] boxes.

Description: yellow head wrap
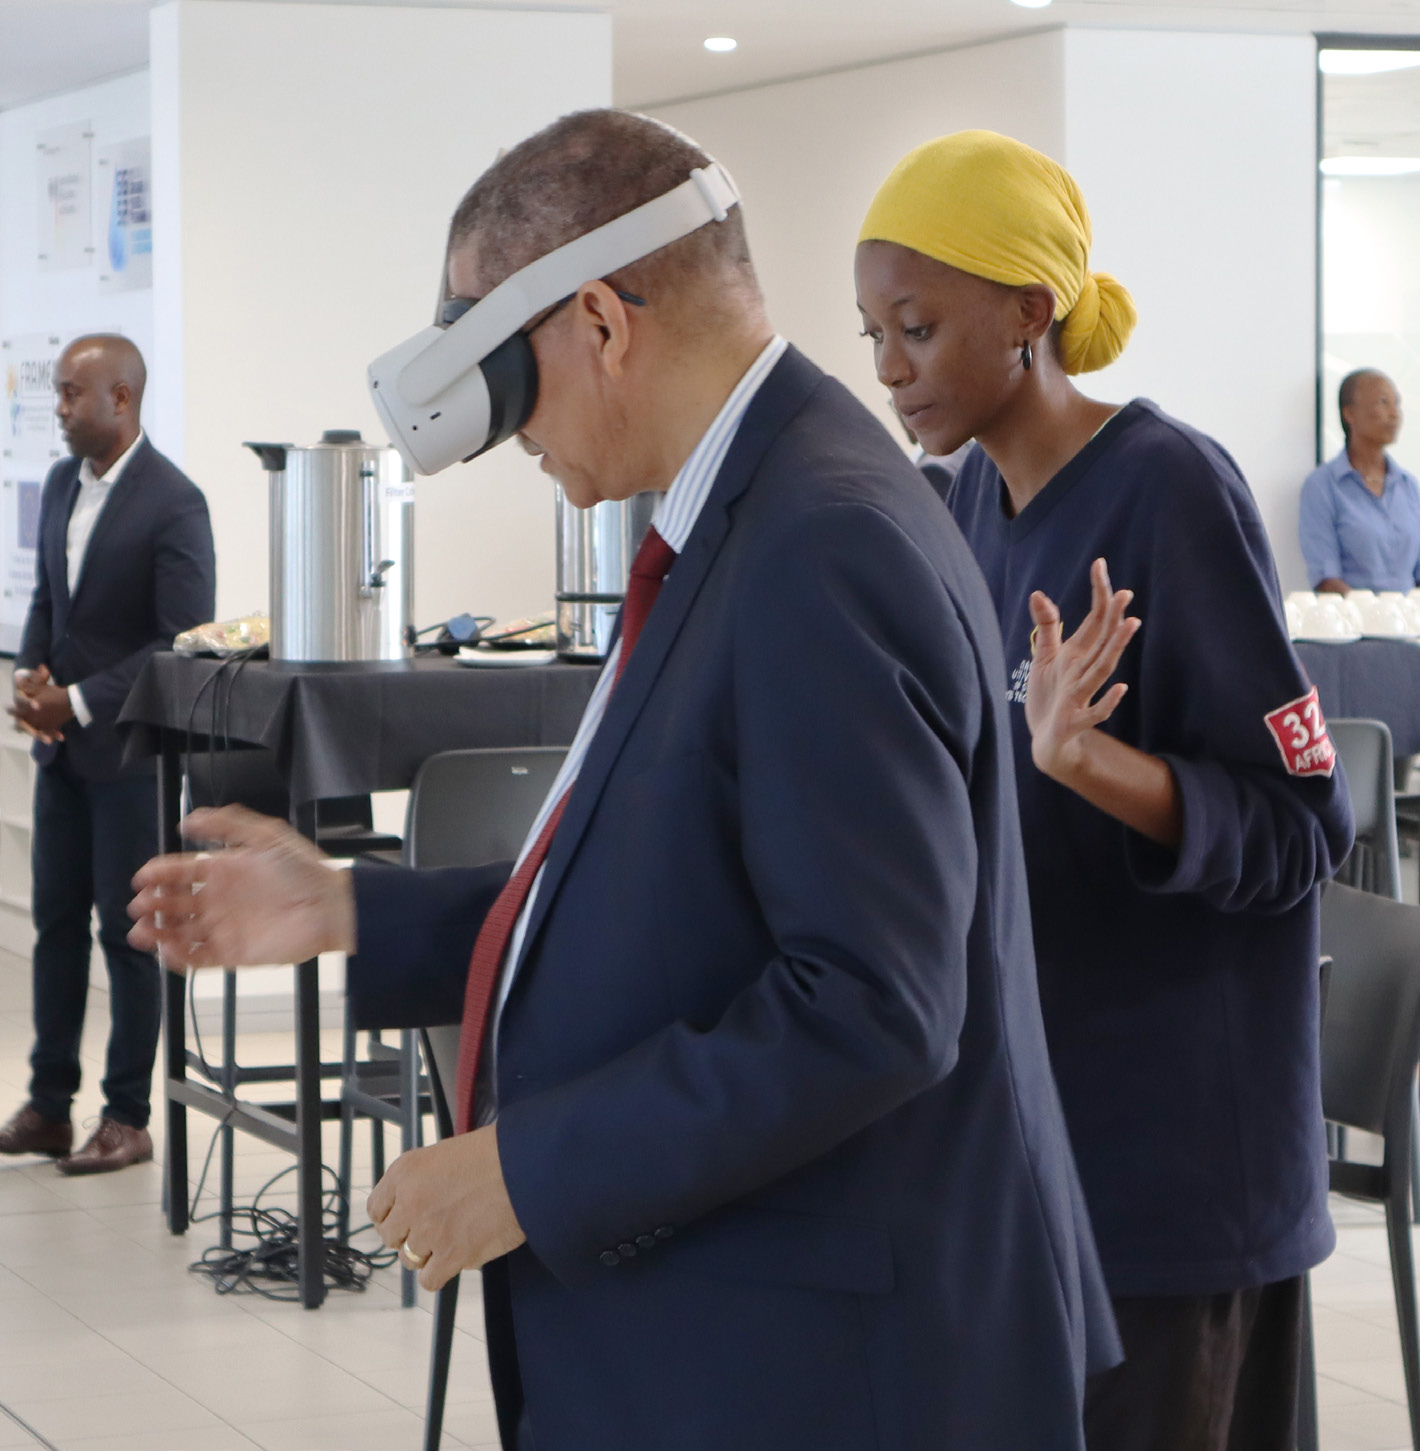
[[858, 130, 1136, 375]]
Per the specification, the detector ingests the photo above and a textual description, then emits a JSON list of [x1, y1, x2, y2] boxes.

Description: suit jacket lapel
[[517, 347, 824, 958], [50, 464, 83, 618]]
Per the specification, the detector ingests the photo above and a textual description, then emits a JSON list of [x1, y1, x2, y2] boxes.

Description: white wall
[[653, 31, 1067, 450], [151, 0, 612, 626], [1062, 29, 1318, 590], [654, 26, 1320, 589], [1321, 172, 1420, 472]]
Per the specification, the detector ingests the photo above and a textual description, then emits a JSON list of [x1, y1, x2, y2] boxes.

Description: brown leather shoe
[[57, 1118, 152, 1176], [0, 1103, 72, 1157]]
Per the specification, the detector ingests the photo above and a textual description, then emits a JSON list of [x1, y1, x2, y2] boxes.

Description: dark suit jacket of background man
[[18, 436, 216, 777], [348, 347, 1118, 1451]]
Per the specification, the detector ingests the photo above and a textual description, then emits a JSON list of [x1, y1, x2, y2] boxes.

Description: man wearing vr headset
[[131, 109, 1115, 1449]]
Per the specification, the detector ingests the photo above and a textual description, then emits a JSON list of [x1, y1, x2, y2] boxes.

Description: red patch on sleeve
[[1263, 687, 1335, 778]]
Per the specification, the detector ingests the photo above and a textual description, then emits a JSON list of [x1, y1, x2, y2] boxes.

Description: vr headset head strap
[[399, 162, 740, 407]]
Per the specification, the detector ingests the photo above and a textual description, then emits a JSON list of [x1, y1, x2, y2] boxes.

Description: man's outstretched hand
[[128, 804, 357, 970]]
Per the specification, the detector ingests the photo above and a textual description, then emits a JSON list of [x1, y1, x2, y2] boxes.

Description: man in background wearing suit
[[130, 112, 1114, 1446], [0, 334, 214, 1174]]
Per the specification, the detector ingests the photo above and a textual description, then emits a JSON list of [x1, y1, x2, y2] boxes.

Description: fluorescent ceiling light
[[703, 36, 737, 52], [1320, 49, 1420, 76], [1010, 0, 1053, 8], [1321, 156, 1420, 176]]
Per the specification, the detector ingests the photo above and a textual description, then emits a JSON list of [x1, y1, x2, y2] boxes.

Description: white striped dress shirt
[[476, 334, 788, 1122]]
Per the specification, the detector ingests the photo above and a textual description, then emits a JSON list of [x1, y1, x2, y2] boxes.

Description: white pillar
[[150, 0, 612, 623], [1061, 29, 1318, 590]]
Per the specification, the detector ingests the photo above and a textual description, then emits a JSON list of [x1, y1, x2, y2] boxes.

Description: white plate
[[456, 647, 559, 668], [1291, 633, 1362, 644]]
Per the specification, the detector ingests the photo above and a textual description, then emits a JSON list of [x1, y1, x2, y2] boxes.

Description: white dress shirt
[[475, 335, 789, 1124], [63, 431, 145, 726]]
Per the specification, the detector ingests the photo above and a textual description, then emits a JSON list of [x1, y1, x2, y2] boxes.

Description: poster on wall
[[3, 334, 63, 461], [96, 137, 152, 293], [1, 335, 63, 653], [36, 122, 93, 272]]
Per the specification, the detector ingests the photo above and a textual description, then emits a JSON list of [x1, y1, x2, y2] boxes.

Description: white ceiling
[[3, 0, 1420, 115]]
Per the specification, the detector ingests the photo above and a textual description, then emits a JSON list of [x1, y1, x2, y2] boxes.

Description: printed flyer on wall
[[36, 122, 93, 273], [1, 335, 62, 652], [96, 137, 152, 293]]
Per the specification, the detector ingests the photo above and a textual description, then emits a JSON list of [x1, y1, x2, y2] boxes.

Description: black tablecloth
[[120, 653, 601, 804], [1295, 639, 1420, 757]]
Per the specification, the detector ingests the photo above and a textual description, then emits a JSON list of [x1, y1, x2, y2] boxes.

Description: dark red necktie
[[454, 525, 677, 1132]]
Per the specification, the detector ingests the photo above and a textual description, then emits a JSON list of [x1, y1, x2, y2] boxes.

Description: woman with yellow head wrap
[[859, 132, 1351, 1451]]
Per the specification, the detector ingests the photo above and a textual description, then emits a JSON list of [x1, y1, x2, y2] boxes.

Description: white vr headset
[[368, 160, 742, 476]]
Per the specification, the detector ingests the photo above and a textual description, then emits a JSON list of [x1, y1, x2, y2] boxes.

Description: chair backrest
[[1319, 884, 1420, 1165], [406, 747, 567, 1138], [403, 747, 567, 870], [420, 1025, 461, 1140], [1329, 717, 1402, 900]]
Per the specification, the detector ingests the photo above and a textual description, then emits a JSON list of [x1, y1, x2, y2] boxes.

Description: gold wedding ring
[[399, 1241, 430, 1270]]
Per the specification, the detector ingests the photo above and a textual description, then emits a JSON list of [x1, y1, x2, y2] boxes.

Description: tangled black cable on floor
[[178, 918, 400, 1298], [186, 1124, 399, 1300]]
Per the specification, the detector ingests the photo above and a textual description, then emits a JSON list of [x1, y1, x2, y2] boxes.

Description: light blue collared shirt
[[1299, 447, 1420, 590], [476, 335, 789, 1123]]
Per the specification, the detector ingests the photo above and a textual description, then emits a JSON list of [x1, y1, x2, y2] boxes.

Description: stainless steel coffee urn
[[246, 430, 414, 665], [555, 488, 658, 658]]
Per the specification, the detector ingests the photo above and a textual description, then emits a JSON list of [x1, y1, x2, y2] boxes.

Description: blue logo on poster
[[107, 165, 149, 274], [17, 482, 40, 552], [108, 193, 127, 272]]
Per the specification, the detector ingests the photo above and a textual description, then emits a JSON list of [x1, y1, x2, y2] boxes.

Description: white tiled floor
[[0, 951, 1417, 1450], [0, 952, 498, 1451]]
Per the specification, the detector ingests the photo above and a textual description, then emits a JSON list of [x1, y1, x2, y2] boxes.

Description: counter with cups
[[1288, 589, 1420, 758]]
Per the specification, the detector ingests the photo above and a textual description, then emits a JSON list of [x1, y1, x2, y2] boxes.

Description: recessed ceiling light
[[1320, 156, 1420, 176], [1009, 0, 1053, 9], [1320, 49, 1420, 76], [704, 37, 737, 53]]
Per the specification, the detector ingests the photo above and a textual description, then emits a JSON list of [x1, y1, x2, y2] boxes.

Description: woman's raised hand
[[1024, 557, 1141, 782]]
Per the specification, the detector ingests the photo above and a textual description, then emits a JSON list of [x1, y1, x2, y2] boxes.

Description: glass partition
[[1318, 37, 1420, 473]]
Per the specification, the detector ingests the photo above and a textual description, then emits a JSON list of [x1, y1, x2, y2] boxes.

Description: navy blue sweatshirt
[[947, 399, 1354, 1297]]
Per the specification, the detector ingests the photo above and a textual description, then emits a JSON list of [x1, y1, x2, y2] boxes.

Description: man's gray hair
[[447, 109, 758, 309]]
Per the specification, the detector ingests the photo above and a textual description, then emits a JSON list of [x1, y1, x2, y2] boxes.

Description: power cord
[[179, 646, 399, 1299], [181, 976, 398, 1299], [186, 1121, 398, 1299], [181, 645, 266, 818]]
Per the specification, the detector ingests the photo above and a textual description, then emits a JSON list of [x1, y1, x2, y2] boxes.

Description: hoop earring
[[1020, 341, 1033, 373]]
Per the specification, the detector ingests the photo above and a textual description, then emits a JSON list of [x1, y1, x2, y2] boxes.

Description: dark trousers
[[1084, 1278, 1304, 1451], [28, 756, 160, 1129]]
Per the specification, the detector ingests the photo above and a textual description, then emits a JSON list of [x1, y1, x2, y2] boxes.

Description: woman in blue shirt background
[[1299, 369, 1420, 593]]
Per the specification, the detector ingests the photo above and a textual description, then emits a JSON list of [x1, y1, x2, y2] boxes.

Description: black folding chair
[[1331, 718, 1403, 901], [397, 747, 566, 1450], [1299, 883, 1420, 1451]]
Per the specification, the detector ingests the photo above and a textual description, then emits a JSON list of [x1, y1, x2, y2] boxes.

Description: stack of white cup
[[1285, 589, 1420, 640]]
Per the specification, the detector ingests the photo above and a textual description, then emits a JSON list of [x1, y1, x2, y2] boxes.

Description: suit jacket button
[[599, 1250, 620, 1268], [654, 1225, 675, 1240], [635, 1233, 656, 1250], [617, 1242, 637, 1260]]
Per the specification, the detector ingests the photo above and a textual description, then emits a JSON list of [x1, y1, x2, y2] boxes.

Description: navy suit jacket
[[349, 348, 1117, 1450], [17, 438, 215, 781]]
